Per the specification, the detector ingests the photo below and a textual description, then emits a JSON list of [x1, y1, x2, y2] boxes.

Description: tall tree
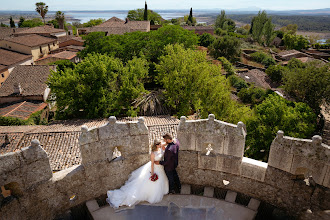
[[187, 7, 193, 25], [35, 2, 48, 25], [144, 1, 148, 21], [250, 10, 274, 45], [9, 16, 15, 28], [18, 16, 25, 27], [55, 11, 65, 29]]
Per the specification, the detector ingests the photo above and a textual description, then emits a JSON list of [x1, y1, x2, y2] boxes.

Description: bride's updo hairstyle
[[152, 139, 161, 152]]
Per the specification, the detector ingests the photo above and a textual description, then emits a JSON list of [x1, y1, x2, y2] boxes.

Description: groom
[[160, 133, 181, 194]]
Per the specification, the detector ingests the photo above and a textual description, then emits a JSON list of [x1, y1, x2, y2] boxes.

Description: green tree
[[35, 2, 48, 25], [18, 16, 25, 27], [47, 19, 59, 28], [0, 23, 8, 27], [283, 60, 330, 113], [144, 1, 148, 21], [245, 94, 316, 161], [155, 44, 251, 122], [20, 18, 43, 27], [83, 18, 105, 27], [187, 7, 194, 25], [9, 16, 15, 28], [199, 33, 215, 47], [250, 51, 276, 67], [214, 10, 236, 32], [266, 64, 286, 83], [48, 53, 149, 119], [250, 11, 274, 46], [50, 60, 75, 72], [127, 8, 163, 24], [209, 35, 241, 62], [55, 11, 65, 29], [218, 57, 235, 76], [280, 24, 298, 35], [283, 33, 309, 50]]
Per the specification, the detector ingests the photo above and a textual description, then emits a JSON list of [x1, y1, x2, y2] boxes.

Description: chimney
[[13, 83, 22, 94]]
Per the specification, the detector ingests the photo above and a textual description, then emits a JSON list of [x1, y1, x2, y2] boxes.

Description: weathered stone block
[[268, 134, 294, 172], [0, 152, 21, 175], [177, 131, 196, 151], [224, 129, 245, 157], [248, 198, 260, 211], [86, 200, 100, 212], [198, 153, 217, 171], [241, 157, 267, 182], [79, 125, 99, 145], [203, 186, 214, 197], [80, 142, 106, 165], [196, 134, 224, 154], [322, 165, 330, 188], [129, 135, 149, 155], [225, 190, 237, 203], [25, 159, 52, 186], [21, 144, 49, 164], [98, 122, 130, 141], [290, 155, 327, 185], [181, 184, 191, 194], [128, 119, 148, 136], [216, 155, 242, 175]]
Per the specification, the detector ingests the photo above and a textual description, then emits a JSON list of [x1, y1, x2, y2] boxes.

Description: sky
[[0, 0, 329, 11]]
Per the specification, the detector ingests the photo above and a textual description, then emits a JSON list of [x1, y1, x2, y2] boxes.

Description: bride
[[106, 139, 169, 208]]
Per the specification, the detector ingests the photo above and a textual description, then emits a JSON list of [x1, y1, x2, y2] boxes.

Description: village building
[[0, 65, 54, 105], [35, 50, 81, 65], [78, 17, 150, 35], [0, 34, 59, 61], [57, 35, 84, 48], [0, 27, 30, 40], [0, 48, 33, 86], [12, 25, 66, 38]]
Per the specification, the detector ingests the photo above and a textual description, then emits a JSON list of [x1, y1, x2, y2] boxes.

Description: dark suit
[[160, 141, 181, 193]]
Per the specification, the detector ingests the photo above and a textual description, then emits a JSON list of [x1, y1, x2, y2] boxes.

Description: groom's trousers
[[165, 169, 181, 193]]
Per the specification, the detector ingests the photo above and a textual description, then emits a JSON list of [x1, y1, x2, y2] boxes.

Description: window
[[53, 42, 55, 46], [8, 46, 11, 49], [40, 46, 42, 53], [48, 44, 51, 51], [1, 73, 4, 78]]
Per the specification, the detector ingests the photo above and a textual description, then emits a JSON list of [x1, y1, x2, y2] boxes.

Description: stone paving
[[87, 194, 257, 220]]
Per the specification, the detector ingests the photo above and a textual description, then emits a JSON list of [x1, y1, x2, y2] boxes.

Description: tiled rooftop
[[4, 34, 57, 47], [0, 48, 32, 67], [52, 51, 77, 59], [14, 25, 66, 35], [0, 27, 29, 40], [0, 116, 179, 171], [0, 65, 53, 97], [0, 101, 47, 120], [57, 35, 84, 44]]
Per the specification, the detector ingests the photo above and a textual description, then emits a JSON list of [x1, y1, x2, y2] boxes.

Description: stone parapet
[[268, 130, 330, 187]]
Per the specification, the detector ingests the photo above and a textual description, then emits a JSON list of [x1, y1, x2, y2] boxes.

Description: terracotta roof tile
[[0, 48, 32, 67], [15, 25, 65, 35], [52, 51, 77, 59], [0, 116, 179, 171], [0, 65, 52, 97], [4, 34, 57, 47], [57, 35, 84, 44], [0, 101, 47, 120], [0, 27, 29, 40]]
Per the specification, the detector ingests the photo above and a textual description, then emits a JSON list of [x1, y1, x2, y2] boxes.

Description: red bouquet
[[150, 173, 158, 182]]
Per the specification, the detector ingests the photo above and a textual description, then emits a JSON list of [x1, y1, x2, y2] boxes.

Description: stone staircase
[[86, 184, 260, 220]]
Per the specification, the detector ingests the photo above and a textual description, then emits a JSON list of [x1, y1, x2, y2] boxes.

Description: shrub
[[250, 51, 276, 66], [228, 75, 248, 91], [266, 64, 286, 83], [0, 116, 27, 126]]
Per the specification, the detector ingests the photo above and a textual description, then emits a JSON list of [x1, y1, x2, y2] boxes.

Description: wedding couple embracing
[[106, 133, 181, 208]]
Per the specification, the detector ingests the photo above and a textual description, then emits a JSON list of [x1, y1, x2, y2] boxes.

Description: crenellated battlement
[[0, 115, 329, 219]]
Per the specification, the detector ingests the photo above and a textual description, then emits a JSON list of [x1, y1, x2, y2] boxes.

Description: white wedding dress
[[106, 148, 169, 208]]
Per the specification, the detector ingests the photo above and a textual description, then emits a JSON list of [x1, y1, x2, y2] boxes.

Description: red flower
[[150, 173, 158, 182]]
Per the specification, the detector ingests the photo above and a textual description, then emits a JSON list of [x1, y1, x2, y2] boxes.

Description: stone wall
[[0, 117, 150, 219], [177, 114, 330, 217], [0, 115, 329, 219]]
